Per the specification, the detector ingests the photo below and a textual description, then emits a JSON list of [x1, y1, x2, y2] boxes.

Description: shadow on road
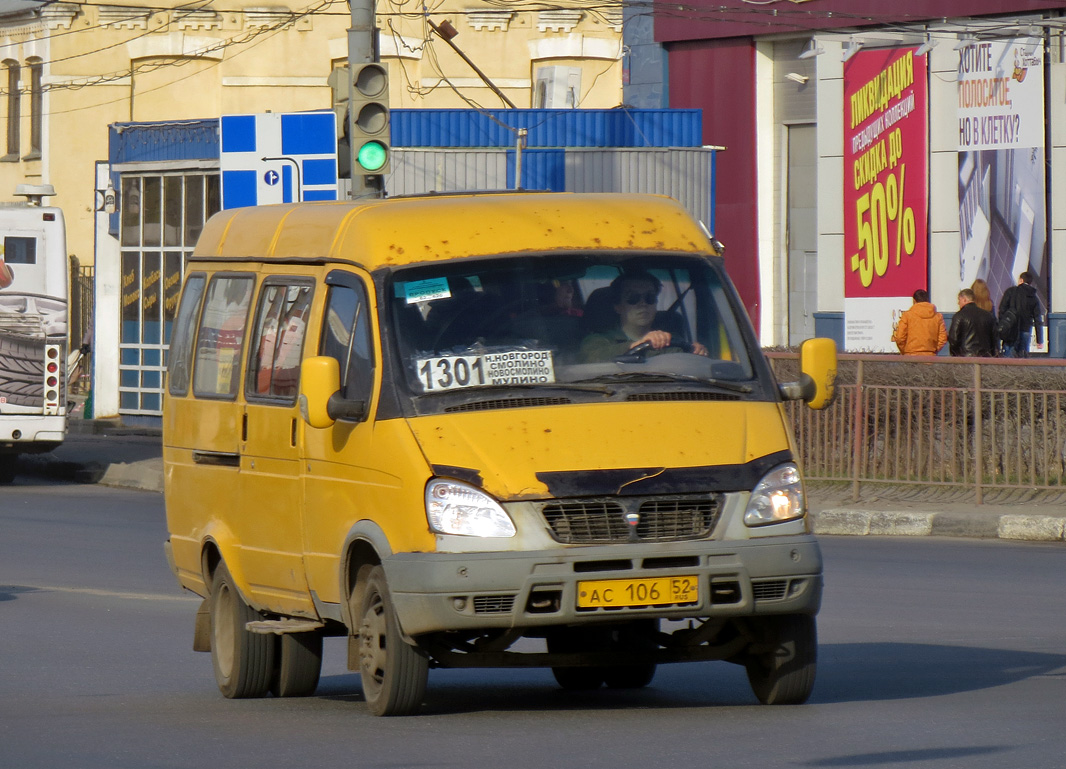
[[815, 641, 1066, 703], [801, 746, 1010, 767], [313, 640, 1066, 715]]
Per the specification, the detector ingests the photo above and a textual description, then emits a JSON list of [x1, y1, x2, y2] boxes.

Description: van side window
[[3, 236, 36, 263], [167, 274, 206, 396], [246, 281, 313, 401], [192, 274, 254, 399], [321, 281, 374, 402]]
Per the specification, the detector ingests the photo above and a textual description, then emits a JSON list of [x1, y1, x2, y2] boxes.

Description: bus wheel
[[357, 565, 428, 716], [745, 614, 817, 705], [270, 632, 323, 698], [210, 562, 275, 699]]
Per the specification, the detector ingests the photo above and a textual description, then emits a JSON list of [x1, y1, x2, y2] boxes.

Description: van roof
[[191, 192, 715, 270]]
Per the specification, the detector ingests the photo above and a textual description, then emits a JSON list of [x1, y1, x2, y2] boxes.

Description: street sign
[[220, 112, 339, 209]]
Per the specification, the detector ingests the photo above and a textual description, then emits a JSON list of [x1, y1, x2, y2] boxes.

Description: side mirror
[[300, 356, 369, 428], [778, 338, 837, 410], [300, 356, 341, 429]]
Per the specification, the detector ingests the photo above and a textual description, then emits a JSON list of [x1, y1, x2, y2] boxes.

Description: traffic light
[[349, 62, 390, 176], [326, 66, 351, 178]]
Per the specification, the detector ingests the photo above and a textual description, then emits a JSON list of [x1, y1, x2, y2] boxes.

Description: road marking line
[[1, 584, 199, 602]]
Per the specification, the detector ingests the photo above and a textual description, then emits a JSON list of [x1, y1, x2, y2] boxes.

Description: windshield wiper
[[417, 381, 614, 397], [574, 371, 753, 393]]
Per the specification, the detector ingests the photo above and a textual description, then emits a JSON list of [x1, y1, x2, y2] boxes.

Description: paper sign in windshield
[[416, 350, 555, 392], [403, 277, 451, 304]]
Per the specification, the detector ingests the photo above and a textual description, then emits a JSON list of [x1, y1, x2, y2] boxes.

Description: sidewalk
[[11, 415, 1066, 543]]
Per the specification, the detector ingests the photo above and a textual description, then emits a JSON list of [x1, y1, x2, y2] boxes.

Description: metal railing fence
[[69, 258, 94, 395], [767, 352, 1066, 503]]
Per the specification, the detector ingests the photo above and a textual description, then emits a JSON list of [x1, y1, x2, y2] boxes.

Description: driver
[[579, 270, 708, 362]]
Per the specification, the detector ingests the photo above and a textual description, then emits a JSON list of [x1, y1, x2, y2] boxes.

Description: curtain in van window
[[247, 283, 313, 400], [192, 275, 254, 398]]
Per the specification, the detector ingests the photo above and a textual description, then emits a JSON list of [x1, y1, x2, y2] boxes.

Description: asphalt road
[[2, 482, 1065, 769]]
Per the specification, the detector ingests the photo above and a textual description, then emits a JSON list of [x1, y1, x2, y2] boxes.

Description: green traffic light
[[357, 141, 388, 172]]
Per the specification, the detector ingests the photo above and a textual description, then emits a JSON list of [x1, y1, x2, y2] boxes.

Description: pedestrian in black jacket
[[998, 271, 1044, 358], [948, 288, 996, 357]]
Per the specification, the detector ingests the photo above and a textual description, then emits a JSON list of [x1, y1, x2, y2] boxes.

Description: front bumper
[[384, 535, 822, 637]]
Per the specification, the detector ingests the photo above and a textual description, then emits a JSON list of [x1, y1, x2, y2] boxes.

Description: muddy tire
[[210, 562, 275, 699], [357, 565, 428, 716], [745, 614, 817, 705], [270, 632, 323, 698]]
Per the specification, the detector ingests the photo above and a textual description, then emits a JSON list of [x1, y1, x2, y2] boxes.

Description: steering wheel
[[613, 339, 695, 363]]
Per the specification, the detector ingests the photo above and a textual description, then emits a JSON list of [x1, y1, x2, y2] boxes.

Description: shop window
[[118, 172, 222, 414]]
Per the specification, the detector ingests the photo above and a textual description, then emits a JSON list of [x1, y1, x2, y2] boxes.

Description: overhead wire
[[39, 2, 303, 116], [1, 0, 1062, 117]]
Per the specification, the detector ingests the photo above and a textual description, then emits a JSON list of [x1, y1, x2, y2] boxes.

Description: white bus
[[0, 185, 68, 483]]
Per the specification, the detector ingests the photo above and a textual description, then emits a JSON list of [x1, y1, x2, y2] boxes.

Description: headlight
[[744, 463, 805, 527], [426, 479, 516, 537]]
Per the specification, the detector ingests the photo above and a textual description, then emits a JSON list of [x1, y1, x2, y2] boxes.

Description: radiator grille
[[540, 495, 720, 544]]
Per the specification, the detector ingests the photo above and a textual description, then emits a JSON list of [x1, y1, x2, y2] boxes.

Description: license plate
[[577, 575, 699, 609]]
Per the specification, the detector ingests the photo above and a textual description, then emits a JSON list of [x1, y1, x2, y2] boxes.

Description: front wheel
[[744, 614, 817, 705], [210, 562, 275, 699], [357, 565, 428, 716]]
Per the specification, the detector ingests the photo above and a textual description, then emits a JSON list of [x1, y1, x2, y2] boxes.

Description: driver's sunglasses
[[623, 291, 659, 306]]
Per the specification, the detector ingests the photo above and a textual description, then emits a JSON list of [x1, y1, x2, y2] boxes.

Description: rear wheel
[[357, 565, 428, 716], [210, 562, 275, 699], [270, 632, 323, 698], [745, 614, 817, 705]]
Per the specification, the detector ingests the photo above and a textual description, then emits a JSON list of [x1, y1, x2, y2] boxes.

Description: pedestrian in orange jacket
[[893, 289, 947, 355]]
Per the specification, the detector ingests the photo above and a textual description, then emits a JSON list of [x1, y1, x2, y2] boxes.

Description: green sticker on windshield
[[403, 277, 451, 304]]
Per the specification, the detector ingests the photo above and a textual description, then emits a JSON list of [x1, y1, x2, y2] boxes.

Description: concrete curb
[[812, 507, 1066, 542], [97, 460, 165, 493], [14, 432, 1066, 543]]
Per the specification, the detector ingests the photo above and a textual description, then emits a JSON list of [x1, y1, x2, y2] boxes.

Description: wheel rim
[[214, 582, 235, 678], [359, 589, 388, 699]]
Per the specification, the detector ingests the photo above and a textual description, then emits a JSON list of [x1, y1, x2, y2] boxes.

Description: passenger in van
[[579, 270, 708, 362], [539, 279, 583, 317]]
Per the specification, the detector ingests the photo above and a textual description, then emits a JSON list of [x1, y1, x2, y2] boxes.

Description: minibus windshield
[[389, 253, 756, 396]]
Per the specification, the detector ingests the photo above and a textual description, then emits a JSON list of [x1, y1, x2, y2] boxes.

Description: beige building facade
[[0, 0, 623, 270]]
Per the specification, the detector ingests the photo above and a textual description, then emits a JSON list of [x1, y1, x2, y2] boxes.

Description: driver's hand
[[691, 342, 709, 356], [632, 330, 672, 350]]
